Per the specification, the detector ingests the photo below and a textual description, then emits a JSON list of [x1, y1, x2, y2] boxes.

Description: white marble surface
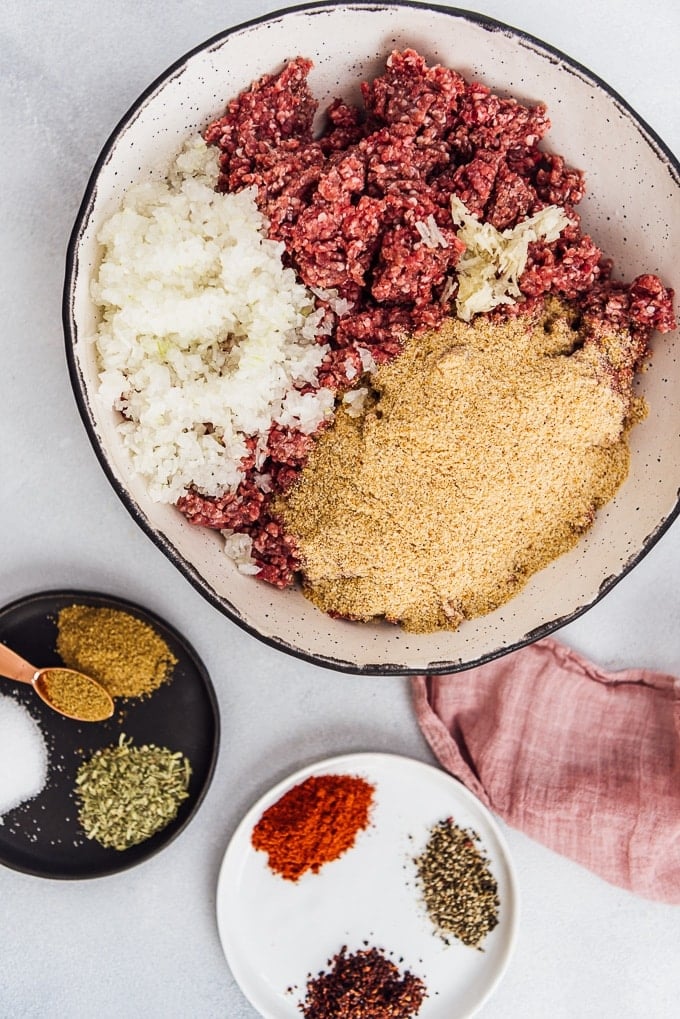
[[1, 1, 679, 1016]]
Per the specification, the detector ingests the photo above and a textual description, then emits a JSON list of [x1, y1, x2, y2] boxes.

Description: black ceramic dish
[[0, 590, 219, 879]]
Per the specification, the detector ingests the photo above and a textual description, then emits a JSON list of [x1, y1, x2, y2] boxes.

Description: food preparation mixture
[[93, 50, 676, 630]]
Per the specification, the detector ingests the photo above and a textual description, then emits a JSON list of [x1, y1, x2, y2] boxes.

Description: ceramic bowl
[[63, 2, 680, 675]]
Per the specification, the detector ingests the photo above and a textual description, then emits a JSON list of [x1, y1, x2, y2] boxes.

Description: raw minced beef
[[183, 50, 675, 591], [204, 49, 673, 345]]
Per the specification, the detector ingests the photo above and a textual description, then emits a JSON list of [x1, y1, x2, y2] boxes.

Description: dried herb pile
[[299, 945, 427, 1019], [414, 818, 500, 948], [75, 734, 191, 850]]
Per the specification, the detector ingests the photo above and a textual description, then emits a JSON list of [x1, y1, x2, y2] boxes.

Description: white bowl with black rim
[[63, 1, 680, 675]]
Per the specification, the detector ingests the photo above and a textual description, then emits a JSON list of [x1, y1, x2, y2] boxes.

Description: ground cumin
[[39, 668, 112, 722], [56, 605, 177, 699], [276, 299, 645, 633], [251, 773, 374, 881]]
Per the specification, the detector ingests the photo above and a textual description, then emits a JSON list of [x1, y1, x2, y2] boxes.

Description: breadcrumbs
[[275, 300, 646, 632]]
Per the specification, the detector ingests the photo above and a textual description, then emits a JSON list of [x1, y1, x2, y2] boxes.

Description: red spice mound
[[181, 49, 676, 586], [299, 945, 427, 1019], [251, 773, 374, 881]]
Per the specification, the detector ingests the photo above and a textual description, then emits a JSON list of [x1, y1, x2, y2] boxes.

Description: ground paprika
[[251, 773, 374, 881]]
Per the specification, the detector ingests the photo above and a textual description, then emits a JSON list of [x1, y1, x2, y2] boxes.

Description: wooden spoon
[[0, 642, 114, 722]]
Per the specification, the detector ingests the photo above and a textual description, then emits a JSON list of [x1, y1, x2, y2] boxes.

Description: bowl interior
[[65, 2, 680, 674]]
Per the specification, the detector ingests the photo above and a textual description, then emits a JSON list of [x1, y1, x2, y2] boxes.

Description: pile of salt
[[0, 692, 49, 823]]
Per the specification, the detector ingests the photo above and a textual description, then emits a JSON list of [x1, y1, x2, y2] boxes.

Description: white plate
[[216, 752, 519, 1018]]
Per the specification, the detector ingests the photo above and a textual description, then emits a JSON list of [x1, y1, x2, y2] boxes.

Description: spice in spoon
[[56, 605, 177, 699], [414, 818, 500, 949], [38, 668, 113, 722], [75, 733, 191, 850]]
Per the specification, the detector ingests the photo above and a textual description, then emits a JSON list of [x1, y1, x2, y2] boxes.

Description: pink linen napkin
[[412, 637, 680, 903]]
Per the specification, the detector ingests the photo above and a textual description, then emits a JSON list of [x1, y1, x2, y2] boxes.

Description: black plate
[[0, 590, 219, 879]]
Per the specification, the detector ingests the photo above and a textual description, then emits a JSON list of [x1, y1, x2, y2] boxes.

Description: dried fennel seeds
[[75, 734, 191, 850]]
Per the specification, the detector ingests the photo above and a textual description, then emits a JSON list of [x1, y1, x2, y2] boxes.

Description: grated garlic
[[450, 196, 571, 321]]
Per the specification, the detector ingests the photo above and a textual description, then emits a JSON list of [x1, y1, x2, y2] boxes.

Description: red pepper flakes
[[299, 945, 427, 1019]]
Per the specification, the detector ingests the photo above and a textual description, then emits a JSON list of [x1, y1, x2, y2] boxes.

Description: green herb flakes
[[414, 818, 500, 949], [75, 734, 191, 851]]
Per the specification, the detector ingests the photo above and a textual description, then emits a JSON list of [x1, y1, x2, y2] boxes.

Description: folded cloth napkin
[[412, 637, 680, 904]]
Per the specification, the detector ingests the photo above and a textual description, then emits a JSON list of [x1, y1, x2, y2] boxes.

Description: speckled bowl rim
[[62, 0, 680, 676]]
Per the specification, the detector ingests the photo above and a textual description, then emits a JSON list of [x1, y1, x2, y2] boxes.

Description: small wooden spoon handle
[[0, 643, 38, 685]]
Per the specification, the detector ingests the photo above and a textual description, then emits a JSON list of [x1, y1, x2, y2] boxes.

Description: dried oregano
[[75, 733, 191, 850]]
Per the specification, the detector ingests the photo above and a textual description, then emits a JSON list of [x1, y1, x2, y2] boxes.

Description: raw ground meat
[[183, 50, 675, 587]]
